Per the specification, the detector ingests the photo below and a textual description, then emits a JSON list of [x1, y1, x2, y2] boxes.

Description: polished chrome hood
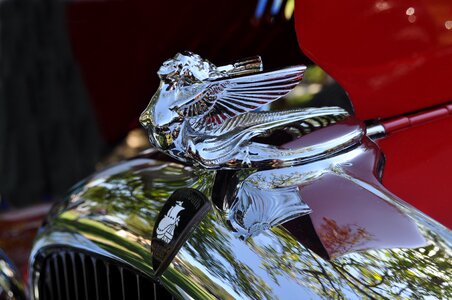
[[30, 150, 452, 299]]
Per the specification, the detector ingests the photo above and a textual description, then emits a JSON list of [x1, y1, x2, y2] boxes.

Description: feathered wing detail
[[176, 65, 306, 128], [211, 107, 349, 136]]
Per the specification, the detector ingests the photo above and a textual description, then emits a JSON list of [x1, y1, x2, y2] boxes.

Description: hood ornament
[[140, 53, 425, 243], [140, 51, 350, 170], [140, 52, 372, 240]]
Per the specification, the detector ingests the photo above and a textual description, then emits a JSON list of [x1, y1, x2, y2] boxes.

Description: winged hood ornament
[[140, 52, 350, 169], [138, 53, 417, 244]]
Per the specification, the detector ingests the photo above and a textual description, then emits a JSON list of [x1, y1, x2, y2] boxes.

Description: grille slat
[[69, 253, 80, 300], [38, 249, 174, 300], [106, 263, 112, 300], [43, 257, 55, 300], [79, 253, 89, 300], [59, 253, 70, 300], [95, 258, 108, 299], [92, 257, 100, 300], [136, 273, 142, 300], [120, 268, 126, 300], [153, 282, 158, 300], [52, 254, 62, 300]]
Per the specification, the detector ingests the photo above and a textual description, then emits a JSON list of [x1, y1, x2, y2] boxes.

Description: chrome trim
[[366, 124, 386, 140], [30, 153, 452, 299]]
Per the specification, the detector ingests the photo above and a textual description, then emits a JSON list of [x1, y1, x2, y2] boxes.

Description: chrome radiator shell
[[30, 156, 452, 299]]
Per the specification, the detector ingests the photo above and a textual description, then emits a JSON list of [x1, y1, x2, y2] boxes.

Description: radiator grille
[[38, 250, 175, 300]]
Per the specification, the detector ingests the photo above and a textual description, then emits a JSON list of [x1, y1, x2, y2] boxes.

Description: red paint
[[409, 107, 448, 125], [295, 0, 452, 120], [382, 102, 452, 132], [447, 103, 452, 113], [65, 1, 452, 228], [378, 115, 452, 228], [380, 105, 452, 228], [383, 117, 411, 132], [295, 0, 452, 228], [284, 134, 427, 258]]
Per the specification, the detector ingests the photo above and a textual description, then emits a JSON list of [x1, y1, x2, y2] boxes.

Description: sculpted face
[[139, 90, 180, 150], [140, 52, 216, 150]]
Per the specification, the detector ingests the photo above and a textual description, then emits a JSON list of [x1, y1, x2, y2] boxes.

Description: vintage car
[[2, 0, 452, 299]]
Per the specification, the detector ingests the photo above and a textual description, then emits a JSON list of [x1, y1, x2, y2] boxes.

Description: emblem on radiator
[[151, 188, 210, 276], [156, 201, 185, 243]]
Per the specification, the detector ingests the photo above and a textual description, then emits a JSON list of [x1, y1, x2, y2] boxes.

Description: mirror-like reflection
[[300, 173, 425, 259], [44, 159, 215, 277], [220, 119, 428, 255], [174, 207, 451, 299], [33, 155, 452, 299]]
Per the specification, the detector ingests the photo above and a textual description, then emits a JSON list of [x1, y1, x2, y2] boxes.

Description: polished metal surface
[[221, 120, 383, 238], [0, 250, 26, 300], [139, 52, 350, 169], [366, 124, 386, 140], [30, 138, 452, 299]]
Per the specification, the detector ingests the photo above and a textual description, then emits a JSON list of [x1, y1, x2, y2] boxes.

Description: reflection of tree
[[250, 229, 345, 298], [55, 162, 206, 275], [164, 168, 450, 299], [54, 161, 451, 299], [242, 170, 322, 190], [250, 225, 452, 299], [74, 163, 201, 234], [184, 214, 274, 300], [318, 218, 374, 259]]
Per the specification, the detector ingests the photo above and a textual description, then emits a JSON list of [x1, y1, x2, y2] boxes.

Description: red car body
[[295, 0, 452, 228]]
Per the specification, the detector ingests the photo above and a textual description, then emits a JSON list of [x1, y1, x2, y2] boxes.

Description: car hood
[[295, 0, 452, 120], [30, 155, 452, 299]]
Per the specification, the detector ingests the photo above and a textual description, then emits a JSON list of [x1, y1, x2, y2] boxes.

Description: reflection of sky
[[43, 151, 451, 298], [178, 248, 243, 299], [179, 225, 356, 299], [181, 208, 450, 299], [242, 233, 321, 299]]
